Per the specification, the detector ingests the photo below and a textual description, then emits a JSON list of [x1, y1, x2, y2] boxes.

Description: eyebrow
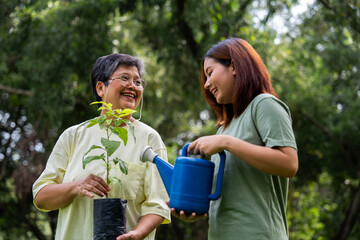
[[205, 66, 211, 76], [115, 72, 140, 79]]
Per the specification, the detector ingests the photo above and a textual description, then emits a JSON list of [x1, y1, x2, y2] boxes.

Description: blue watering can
[[140, 143, 226, 214]]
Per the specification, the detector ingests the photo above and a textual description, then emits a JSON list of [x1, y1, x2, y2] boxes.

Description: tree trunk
[[334, 182, 360, 240]]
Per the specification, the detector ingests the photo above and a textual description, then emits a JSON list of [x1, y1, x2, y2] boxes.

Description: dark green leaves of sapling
[[82, 101, 136, 188]]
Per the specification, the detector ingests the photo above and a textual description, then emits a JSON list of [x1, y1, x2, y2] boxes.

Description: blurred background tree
[[0, 0, 359, 239]]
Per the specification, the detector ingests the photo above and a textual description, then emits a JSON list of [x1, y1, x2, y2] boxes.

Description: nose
[[204, 79, 211, 89], [125, 80, 137, 90]]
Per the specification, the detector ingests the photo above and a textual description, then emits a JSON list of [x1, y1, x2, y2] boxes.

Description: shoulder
[[134, 120, 161, 137], [251, 93, 291, 116], [62, 120, 89, 135], [58, 120, 96, 143]]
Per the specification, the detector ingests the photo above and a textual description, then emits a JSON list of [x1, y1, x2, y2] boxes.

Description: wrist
[[127, 230, 143, 240], [221, 135, 233, 152], [70, 180, 81, 197]]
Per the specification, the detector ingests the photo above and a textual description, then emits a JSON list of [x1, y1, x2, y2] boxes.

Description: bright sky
[[251, 0, 316, 43]]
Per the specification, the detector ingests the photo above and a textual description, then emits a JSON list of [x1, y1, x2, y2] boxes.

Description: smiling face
[[96, 64, 143, 112], [203, 57, 236, 105]]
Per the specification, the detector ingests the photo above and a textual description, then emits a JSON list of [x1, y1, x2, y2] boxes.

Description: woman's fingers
[[170, 208, 208, 222], [76, 174, 110, 198]]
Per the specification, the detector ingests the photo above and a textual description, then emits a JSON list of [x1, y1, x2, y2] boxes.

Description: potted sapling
[[82, 101, 136, 240]]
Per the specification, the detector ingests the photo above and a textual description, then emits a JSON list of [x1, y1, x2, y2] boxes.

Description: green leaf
[[118, 109, 136, 118], [87, 119, 98, 128], [123, 119, 136, 143], [101, 137, 120, 157], [113, 157, 119, 165], [98, 115, 106, 124], [97, 106, 108, 111], [110, 127, 128, 145], [90, 101, 104, 106], [91, 101, 112, 111], [109, 176, 122, 185], [83, 145, 103, 156], [118, 159, 128, 175], [115, 118, 124, 127], [106, 111, 113, 117], [82, 154, 105, 169], [106, 119, 112, 126], [111, 176, 122, 183]]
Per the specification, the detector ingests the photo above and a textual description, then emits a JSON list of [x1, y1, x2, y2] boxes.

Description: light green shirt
[[33, 120, 171, 240], [208, 94, 297, 240]]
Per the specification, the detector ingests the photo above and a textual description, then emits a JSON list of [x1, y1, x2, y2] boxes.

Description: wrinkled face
[[96, 65, 143, 111], [203, 57, 236, 104]]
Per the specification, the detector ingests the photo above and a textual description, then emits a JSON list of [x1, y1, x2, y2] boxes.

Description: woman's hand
[[34, 174, 109, 210], [76, 174, 110, 198], [170, 208, 208, 223], [166, 201, 208, 223], [116, 231, 139, 240], [116, 214, 164, 240], [188, 135, 226, 157]]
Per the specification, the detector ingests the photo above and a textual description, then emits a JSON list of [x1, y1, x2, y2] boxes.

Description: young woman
[[174, 38, 298, 239], [33, 53, 171, 240]]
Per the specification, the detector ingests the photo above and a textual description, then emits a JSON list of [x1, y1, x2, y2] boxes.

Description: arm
[[116, 214, 164, 240], [34, 174, 110, 210], [189, 135, 298, 178]]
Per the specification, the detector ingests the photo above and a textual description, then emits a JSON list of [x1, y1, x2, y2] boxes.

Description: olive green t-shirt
[[208, 94, 297, 240]]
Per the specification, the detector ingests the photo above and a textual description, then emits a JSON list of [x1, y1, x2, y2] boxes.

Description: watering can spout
[[140, 146, 173, 196]]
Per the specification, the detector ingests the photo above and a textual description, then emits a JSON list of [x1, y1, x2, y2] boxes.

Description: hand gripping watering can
[[141, 143, 226, 214]]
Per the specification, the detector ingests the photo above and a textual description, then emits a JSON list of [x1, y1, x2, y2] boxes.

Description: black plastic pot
[[93, 198, 127, 240]]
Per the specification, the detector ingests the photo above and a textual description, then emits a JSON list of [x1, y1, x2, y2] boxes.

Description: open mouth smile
[[210, 88, 218, 96], [121, 92, 136, 99]]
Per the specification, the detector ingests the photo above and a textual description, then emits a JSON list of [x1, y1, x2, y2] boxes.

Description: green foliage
[[287, 172, 336, 239], [82, 101, 135, 185]]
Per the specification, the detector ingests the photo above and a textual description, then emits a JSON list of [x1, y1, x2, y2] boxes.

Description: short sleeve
[[252, 96, 297, 150], [32, 128, 72, 211]]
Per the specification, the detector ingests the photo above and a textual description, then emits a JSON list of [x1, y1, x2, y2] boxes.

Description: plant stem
[[106, 128, 110, 198]]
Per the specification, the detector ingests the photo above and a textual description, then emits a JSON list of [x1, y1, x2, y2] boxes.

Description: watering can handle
[[182, 143, 226, 200]]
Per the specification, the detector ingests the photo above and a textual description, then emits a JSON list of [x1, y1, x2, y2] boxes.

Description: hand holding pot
[[76, 174, 110, 198], [170, 206, 208, 223], [116, 231, 139, 240]]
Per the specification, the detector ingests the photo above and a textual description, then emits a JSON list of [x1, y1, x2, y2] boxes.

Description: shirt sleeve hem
[[141, 210, 171, 225]]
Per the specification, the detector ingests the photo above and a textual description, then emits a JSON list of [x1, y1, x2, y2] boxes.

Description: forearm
[[131, 214, 164, 239], [222, 135, 298, 177], [34, 182, 78, 210]]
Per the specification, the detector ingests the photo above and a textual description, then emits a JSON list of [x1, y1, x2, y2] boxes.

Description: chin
[[125, 103, 139, 110]]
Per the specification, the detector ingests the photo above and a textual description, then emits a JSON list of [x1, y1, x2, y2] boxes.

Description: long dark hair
[[201, 38, 277, 128]]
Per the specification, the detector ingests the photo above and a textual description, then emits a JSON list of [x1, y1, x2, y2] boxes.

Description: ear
[[96, 81, 106, 99], [230, 61, 236, 76]]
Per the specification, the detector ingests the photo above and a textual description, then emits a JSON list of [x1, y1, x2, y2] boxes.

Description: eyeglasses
[[109, 74, 145, 90]]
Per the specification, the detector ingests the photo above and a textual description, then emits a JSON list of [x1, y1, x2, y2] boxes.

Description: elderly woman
[[33, 53, 171, 240]]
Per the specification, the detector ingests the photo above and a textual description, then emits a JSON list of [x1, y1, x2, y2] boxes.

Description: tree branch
[[0, 84, 33, 96], [334, 182, 360, 240], [174, 0, 200, 59], [317, 0, 332, 10]]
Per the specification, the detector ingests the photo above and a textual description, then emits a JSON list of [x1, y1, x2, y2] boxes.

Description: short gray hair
[[91, 53, 145, 101]]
